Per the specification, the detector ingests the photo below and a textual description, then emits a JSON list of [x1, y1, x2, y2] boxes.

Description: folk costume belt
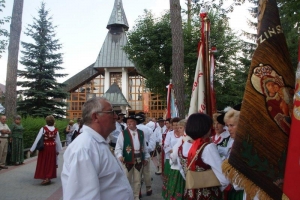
[[134, 153, 141, 158]]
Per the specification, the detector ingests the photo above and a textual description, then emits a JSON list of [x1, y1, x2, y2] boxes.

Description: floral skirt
[[162, 159, 171, 198], [184, 186, 223, 200], [164, 168, 185, 200], [11, 137, 24, 164]]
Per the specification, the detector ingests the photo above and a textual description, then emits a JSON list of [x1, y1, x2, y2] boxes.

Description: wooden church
[[63, 0, 166, 119]]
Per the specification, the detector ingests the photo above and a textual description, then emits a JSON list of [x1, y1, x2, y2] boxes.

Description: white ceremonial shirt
[[164, 131, 181, 159], [109, 122, 123, 143], [61, 125, 133, 200], [137, 124, 156, 153], [154, 125, 167, 145], [30, 125, 62, 152], [115, 128, 150, 159]]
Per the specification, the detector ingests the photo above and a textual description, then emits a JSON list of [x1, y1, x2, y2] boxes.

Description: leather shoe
[[0, 165, 8, 169], [146, 189, 152, 196]]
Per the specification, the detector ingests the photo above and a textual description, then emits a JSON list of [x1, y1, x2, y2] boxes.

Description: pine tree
[[17, 2, 68, 118]]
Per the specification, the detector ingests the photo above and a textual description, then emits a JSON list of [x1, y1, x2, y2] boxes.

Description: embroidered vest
[[43, 126, 58, 146], [217, 135, 230, 147], [123, 129, 145, 164]]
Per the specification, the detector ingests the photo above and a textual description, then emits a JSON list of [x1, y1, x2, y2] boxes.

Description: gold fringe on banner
[[222, 159, 276, 200], [282, 194, 290, 200]]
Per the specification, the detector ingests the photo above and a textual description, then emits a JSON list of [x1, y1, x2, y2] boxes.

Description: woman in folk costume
[[222, 107, 259, 200], [165, 119, 187, 199], [180, 113, 229, 200], [161, 118, 172, 175], [30, 115, 62, 185], [162, 117, 182, 199], [9, 115, 25, 165], [212, 112, 230, 160]]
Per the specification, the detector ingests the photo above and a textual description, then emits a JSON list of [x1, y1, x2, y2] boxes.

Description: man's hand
[[119, 156, 124, 163]]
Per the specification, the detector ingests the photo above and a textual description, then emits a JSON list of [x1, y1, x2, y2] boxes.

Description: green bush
[[8, 116, 69, 149]]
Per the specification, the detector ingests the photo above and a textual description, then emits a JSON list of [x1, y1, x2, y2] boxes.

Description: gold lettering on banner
[[257, 25, 283, 45]]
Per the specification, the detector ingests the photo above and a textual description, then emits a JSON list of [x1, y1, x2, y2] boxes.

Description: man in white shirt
[[153, 117, 166, 175], [0, 115, 11, 169], [136, 112, 156, 196], [61, 97, 133, 200], [118, 113, 127, 129], [115, 115, 150, 200]]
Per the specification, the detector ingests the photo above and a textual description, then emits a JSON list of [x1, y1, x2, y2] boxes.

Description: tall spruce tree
[[17, 2, 68, 118]]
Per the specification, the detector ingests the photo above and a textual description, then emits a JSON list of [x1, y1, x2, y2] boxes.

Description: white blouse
[[164, 131, 182, 159]]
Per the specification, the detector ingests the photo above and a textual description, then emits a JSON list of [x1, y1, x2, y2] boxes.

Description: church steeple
[[107, 0, 129, 31]]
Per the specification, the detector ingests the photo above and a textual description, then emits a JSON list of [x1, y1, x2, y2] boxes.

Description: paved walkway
[[0, 148, 164, 200]]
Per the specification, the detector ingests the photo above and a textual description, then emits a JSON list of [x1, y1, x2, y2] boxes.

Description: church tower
[[64, 0, 166, 119]]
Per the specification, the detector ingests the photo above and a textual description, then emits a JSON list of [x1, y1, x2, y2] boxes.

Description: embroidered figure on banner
[[251, 64, 294, 135]]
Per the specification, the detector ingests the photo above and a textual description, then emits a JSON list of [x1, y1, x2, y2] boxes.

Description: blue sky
[[0, 0, 250, 85]]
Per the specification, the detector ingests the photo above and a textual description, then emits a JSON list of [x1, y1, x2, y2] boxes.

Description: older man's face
[[97, 101, 117, 137], [0, 116, 6, 124], [127, 119, 137, 130]]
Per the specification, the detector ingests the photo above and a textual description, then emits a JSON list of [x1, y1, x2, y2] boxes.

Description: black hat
[[157, 117, 165, 122], [135, 113, 145, 124], [233, 103, 242, 111], [216, 113, 225, 125], [123, 115, 140, 124]]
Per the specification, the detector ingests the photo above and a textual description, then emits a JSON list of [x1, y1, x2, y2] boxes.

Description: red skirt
[[34, 144, 57, 179]]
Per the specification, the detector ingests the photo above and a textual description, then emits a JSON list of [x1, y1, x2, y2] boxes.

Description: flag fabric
[[166, 83, 172, 119], [283, 30, 300, 200], [222, 0, 294, 199], [170, 87, 179, 118], [188, 12, 208, 116], [210, 52, 217, 114], [188, 43, 206, 115]]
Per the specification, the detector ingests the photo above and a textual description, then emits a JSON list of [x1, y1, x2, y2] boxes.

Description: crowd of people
[[0, 96, 252, 200], [60, 97, 249, 200]]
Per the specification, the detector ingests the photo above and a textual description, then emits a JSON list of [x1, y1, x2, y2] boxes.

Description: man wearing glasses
[[61, 97, 133, 200]]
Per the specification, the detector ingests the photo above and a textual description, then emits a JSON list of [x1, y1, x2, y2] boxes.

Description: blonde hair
[[178, 119, 187, 127], [224, 109, 240, 124]]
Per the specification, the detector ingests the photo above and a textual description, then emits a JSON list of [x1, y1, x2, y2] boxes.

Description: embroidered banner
[[222, 0, 294, 199]]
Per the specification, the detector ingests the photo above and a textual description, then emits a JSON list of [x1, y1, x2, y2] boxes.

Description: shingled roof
[[94, 0, 134, 69], [63, 63, 99, 92], [63, 0, 135, 92], [107, 0, 129, 31], [102, 82, 131, 108]]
